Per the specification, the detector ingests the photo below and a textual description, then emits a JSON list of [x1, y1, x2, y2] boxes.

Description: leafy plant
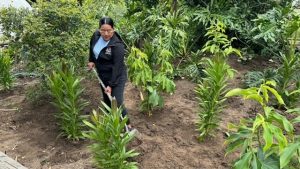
[[158, 8, 189, 56], [276, 18, 300, 107], [248, 5, 298, 57], [127, 46, 175, 114], [195, 20, 239, 140], [0, 49, 14, 90], [47, 61, 88, 140], [244, 68, 279, 88], [225, 81, 300, 169], [201, 19, 241, 60], [21, 0, 92, 71], [195, 58, 234, 140], [0, 7, 29, 62], [83, 99, 139, 169]]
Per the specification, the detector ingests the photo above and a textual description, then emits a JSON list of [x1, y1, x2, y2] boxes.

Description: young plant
[[195, 58, 234, 140], [47, 62, 88, 140], [83, 99, 139, 169], [127, 46, 175, 114], [277, 24, 300, 107], [225, 81, 300, 169], [195, 20, 239, 140], [0, 49, 14, 90], [201, 19, 241, 60], [244, 68, 279, 88]]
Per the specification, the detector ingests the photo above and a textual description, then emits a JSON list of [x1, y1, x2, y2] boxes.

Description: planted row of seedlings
[[46, 61, 139, 169]]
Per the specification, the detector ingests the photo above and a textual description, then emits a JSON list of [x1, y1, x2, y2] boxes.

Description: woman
[[88, 17, 132, 130]]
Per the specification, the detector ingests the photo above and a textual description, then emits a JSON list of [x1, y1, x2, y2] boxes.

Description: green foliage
[[225, 81, 300, 169], [158, 8, 189, 56], [276, 19, 300, 107], [226, 81, 285, 106], [83, 99, 139, 169], [249, 6, 295, 57], [0, 49, 14, 90], [195, 20, 237, 140], [0, 0, 127, 72], [47, 61, 88, 140], [244, 68, 279, 88], [192, 0, 295, 58], [195, 58, 234, 140], [85, 0, 127, 24], [127, 46, 175, 114], [20, 0, 93, 71], [0, 7, 28, 39], [201, 20, 241, 59], [121, 2, 194, 58], [0, 7, 30, 62]]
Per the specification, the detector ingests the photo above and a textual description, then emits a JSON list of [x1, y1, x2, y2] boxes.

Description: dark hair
[[99, 17, 114, 28]]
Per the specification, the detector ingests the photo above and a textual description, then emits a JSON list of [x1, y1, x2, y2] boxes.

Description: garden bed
[[0, 57, 271, 169]]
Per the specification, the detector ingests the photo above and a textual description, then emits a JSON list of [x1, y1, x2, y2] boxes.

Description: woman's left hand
[[105, 86, 112, 95]]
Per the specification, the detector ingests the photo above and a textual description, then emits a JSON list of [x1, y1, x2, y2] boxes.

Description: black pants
[[100, 77, 130, 124]]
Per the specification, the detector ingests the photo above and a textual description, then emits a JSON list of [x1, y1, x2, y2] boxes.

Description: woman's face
[[99, 24, 114, 41]]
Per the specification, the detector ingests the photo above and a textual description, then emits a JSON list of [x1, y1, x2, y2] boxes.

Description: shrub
[[127, 46, 175, 114], [0, 49, 14, 90], [225, 81, 300, 169], [195, 20, 238, 140], [21, 0, 93, 71], [47, 61, 88, 140], [83, 99, 139, 169]]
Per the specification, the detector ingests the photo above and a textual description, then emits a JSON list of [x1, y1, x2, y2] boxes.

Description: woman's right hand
[[87, 62, 95, 70]]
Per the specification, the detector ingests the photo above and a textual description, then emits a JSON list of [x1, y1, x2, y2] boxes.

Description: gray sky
[[0, 0, 32, 9]]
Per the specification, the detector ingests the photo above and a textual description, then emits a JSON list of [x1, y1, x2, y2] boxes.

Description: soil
[[0, 56, 275, 169]]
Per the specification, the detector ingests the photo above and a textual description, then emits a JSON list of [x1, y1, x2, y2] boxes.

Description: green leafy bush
[[21, 0, 93, 71], [195, 58, 234, 140], [0, 49, 14, 90], [244, 68, 279, 88], [225, 81, 300, 169], [127, 46, 175, 114], [195, 20, 238, 140], [83, 99, 139, 169], [47, 61, 88, 140], [0, 7, 30, 62]]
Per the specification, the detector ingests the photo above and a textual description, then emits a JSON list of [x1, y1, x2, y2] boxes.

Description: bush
[[21, 0, 93, 71], [47, 61, 88, 140], [0, 49, 14, 90], [83, 99, 139, 169]]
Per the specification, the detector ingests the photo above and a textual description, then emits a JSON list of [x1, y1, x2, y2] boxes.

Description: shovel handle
[[92, 68, 113, 101], [91, 68, 129, 132]]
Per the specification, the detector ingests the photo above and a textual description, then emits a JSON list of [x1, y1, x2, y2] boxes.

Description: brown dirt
[[0, 57, 272, 169]]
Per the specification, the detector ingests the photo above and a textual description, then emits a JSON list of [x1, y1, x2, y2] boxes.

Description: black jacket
[[89, 31, 127, 87]]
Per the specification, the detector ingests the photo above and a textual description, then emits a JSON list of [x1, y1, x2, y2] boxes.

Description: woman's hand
[[105, 86, 112, 95], [87, 62, 95, 70]]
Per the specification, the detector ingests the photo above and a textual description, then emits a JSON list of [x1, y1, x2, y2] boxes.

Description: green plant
[[127, 46, 175, 114], [225, 81, 300, 169], [47, 61, 88, 140], [244, 68, 279, 88], [158, 8, 189, 56], [195, 20, 239, 140], [276, 19, 300, 107], [83, 99, 139, 169], [0, 7, 29, 62], [21, 0, 92, 71], [201, 19, 241, 60], [0, 49, 14, 90], [195, 58, 234, 140]]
